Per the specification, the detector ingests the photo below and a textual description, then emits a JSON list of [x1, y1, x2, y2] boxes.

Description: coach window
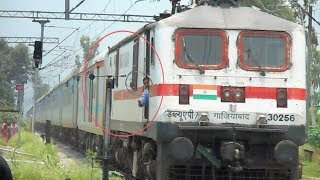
[[175, 29, 228, 70], [237, 31, 291, 72]]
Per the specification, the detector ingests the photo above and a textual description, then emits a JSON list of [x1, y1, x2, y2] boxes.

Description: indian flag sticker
[[193, 85, 217, 100]]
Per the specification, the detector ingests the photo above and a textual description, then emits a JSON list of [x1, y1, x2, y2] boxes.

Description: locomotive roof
[[108, 6, 303, 53], [159, 6, 303, 31]]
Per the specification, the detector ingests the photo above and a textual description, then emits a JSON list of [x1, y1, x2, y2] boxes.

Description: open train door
[[144, 29, 151, 122]]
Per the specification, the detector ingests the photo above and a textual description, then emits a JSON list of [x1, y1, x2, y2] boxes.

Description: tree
[[36, 81, 50, 100], [75, 55, 82, 68], [80, 35, 99, 62], [0, 38, 50, 107], [0, 39, 34, 125], [8, 43, 32, 84], [30, 71, 50, 101], [0, 39, 33, 107], [240, 0, 296, 22], [0, 39, 14, 106]]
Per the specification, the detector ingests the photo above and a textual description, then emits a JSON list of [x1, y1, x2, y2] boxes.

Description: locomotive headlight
[[223, 90, 232, 98], [221, 86, 245, 103], [234, 89, 243, 99]]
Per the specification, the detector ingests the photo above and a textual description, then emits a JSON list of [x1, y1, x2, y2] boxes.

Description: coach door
[[132, 37, 149, 123], [144, 30, 151, 121]]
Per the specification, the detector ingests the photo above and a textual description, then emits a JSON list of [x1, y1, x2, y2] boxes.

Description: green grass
[[9, 161, 103, 180], [301, 161, 320, 177], [300, 144, 320, 177], [1, 130, 104, 179]]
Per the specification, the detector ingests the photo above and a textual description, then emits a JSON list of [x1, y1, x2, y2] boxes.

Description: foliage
[[299, 144, 320, 177], [7, 43, 32, 84], [311, 47, 320, 89], [35, 78, 50, 100], [29, 71, 50, 101], [240, 0, 295, 22], [0, 80, 14, 106], [75, 54, 82, 68], [308, 125, 320, 149], [85, 149, 97, 160], [0, 39, 32, 106], [311, 48, 320, 124], [80, 35, 99, 61], [0, 112, 22, 126], [0, 99, 23, 126], [11, 159, 102, 180], [0, 38, 50, 109]]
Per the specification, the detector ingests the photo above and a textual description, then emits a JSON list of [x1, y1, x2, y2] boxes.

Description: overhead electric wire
[[93, 0, 139, 40], [43, 28, 79, 57], [68, 0, 113, 65], [41, 50, 67, 69], [293, 2, 320, 27], [79, 0, 112, 34], [41, 0, 112, 79], [43, 0, 145, 81], [70, 0, 86, 13], [72, 0, 140, 67]]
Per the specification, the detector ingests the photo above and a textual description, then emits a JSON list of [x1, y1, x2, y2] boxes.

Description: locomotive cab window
[[237, 31, 291, 72], [175, 29, 228, 70]]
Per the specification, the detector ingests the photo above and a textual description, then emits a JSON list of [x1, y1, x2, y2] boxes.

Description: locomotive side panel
[[109, 36, 148, 132]]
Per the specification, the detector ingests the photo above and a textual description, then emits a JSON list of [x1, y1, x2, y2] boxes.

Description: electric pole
[[307, 5, 316, 126], [31, 19, 49, 133], [16, 84, 24, 146], [101, 77, 115, 180]]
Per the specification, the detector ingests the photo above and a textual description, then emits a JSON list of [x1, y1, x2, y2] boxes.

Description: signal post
[[31, 19, 49, 133]]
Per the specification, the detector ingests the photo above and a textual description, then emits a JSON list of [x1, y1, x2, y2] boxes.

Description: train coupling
[[220, 141, 245, 172], [198, 113, 209, 126]]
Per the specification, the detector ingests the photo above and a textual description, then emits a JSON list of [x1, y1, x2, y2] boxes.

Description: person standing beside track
[[1, 120, 9, 141], [10, 121, 18, 136]]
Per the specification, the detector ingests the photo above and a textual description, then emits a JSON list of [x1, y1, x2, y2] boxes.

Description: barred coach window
[[175, 29, 228, 70], [238, 31, 291, 72]]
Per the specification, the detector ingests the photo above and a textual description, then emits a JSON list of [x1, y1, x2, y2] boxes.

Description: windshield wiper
[[246, 49, 266, 76], [182, 38, 205, 74]]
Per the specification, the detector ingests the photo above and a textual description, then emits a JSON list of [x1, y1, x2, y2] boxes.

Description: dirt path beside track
[[53, 139, 87, 166]]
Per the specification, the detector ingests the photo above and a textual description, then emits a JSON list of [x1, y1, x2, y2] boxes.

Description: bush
[[308, 125, 320, 149]]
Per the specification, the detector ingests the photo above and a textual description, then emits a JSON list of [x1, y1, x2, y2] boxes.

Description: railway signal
[[33, 40, 42, 68]]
